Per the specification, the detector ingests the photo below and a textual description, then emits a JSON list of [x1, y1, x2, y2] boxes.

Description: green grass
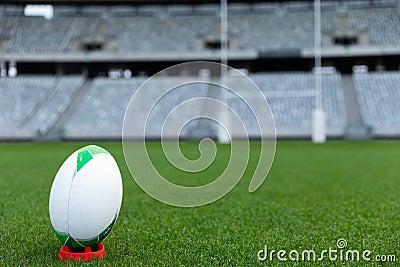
[[0, 141, 399, 266]]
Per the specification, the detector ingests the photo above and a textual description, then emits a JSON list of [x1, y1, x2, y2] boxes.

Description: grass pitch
[[0, 141, 399, 266]]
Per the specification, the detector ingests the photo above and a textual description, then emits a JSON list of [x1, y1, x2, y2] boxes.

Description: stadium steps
[[341, 74, 372, 140], [43, 77, 93, 141], [185, 82, 220, 140], [18, 77, 61, 128], [58, 18, 79, 52], [95, 19, 108, 38]]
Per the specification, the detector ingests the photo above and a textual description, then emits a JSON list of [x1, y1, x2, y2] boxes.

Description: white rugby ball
[[49, 145, 123, 250]]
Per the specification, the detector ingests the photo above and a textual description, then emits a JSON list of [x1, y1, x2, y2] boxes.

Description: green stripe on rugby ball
[[77, 145, 110, 172]]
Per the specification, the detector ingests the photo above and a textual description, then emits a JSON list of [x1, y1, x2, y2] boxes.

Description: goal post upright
[[312, 0, 327, 144], [217, 0, 231, 143]]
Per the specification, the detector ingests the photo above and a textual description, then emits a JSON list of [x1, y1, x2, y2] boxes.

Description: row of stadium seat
[[64, 77, 146, 139], [1, 71, 398, 140], [2, 1, 397, 18], [2, 7, 400, 53], [353, 72, 400, 136], [0, 75, 83, 138], [249, 73, 345, 131]]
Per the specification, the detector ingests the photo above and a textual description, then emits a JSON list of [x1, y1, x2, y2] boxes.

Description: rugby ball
[[49, 145, 123, 250]]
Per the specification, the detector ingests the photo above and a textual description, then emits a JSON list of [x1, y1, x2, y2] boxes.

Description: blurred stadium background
[[1, 0, 399, 142], [2, 1, 400, 266]]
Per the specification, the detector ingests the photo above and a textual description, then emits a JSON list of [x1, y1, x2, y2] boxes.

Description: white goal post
[[312, 0, 327, 143], [312, 108, 326, 143]]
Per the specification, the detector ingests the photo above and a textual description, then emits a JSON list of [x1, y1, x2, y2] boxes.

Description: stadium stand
[[143, 80, 209, 138], [0, 75, 82, 138], [2, 72, 347, 140], [1, 1, 399, 140], [63, 77, 210, 139], [229, 72, 346, 137], [63, 77, 143, 139], [332, 8, 400, 46], [24, 76, 84, 135], [102, 16, 214, 52], [1, 18, 72, 53], [9, 70, 400, 140], [229, 13, 313, 51], [59, 72, 346, 139], [353, 71, 400, 136], [0, 76, 53, 138], [2, 3, 400, 53]]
